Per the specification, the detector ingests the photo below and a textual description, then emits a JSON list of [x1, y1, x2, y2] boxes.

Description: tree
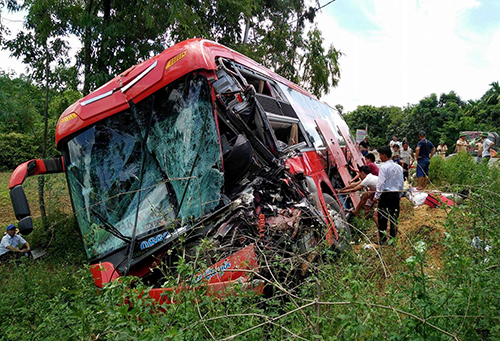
[[4, 1, 342, 97], [400, 92, 467, 147], [343, 105, 396, 148], [70, 0, 342, 96], [66, 0, 173, 94], [485, 81, 500, 105], [0, 71, 43, 135], [300, 27, 342, 98], [3, 0, 75, 226]]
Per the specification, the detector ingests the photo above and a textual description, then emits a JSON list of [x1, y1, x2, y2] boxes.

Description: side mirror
[[10, 185, 33, 235]]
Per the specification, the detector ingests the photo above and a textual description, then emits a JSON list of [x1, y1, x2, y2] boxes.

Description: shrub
[[0, 131, 59, 171]]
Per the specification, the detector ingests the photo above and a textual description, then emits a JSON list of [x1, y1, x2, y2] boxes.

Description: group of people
[[344, 131, 436, 245], [390, 133, 436, 190], [347, 129, 497, 245], [337, 146, 406, 245], [435, 132, 495, 163], [455, 132, 495, 163], [359, 133, 435, 190]]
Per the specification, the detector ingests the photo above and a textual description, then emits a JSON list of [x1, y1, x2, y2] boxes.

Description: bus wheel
[[323, 193, 351, 252]]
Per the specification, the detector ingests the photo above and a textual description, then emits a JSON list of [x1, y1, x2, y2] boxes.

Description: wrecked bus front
[[10, 39, 362, 298]]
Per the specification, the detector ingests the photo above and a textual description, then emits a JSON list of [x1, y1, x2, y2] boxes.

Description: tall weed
[[1, 159, 500, 340]]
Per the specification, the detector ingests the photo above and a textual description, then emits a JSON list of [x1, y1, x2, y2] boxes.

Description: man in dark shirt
[[415, 131, 435, 190], [359, 136, 370, 156]]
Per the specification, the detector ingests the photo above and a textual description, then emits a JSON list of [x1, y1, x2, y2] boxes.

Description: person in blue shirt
[[373, 146, 404, 245], [415, 131, 435, 190], [0, 224, 31, 261]]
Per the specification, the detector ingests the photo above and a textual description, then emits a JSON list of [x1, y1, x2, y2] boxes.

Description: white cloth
[[360, 173, 378, 190], [406, 191, 428, 206], [375, 160, 404, 200], [482, 138, 493, 157], [0, 234, 27, 256]]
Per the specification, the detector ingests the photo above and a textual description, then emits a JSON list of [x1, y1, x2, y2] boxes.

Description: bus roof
[[55, 38, 317, 148]]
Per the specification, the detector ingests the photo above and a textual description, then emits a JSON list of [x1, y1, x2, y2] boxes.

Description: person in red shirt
[[365, 153, 379, 176]]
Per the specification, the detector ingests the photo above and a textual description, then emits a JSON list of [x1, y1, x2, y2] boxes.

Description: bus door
[[337, 124, 365, 169], [315, 119, 360, 208]]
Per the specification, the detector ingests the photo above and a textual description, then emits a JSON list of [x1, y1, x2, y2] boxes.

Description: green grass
[[1, 161, 500, 340], [0, 171, 71, 227]]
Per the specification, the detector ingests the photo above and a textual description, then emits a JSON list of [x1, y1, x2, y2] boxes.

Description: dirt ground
[[352, 196, 450, 271]]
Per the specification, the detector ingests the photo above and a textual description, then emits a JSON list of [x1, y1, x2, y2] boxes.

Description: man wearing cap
[[415, 131, 435, 190], [455, 132, 469, 153], [0, 224, 30, 261], [437, 141, 448, 159], [482, 132, 495, 163]]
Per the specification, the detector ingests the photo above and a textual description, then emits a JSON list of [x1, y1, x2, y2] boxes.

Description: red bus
[[9, 39, 364, 301]]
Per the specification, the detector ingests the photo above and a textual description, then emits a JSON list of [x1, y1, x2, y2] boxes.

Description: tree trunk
[[83, 0, 95, 95], [38, 43, 50, 227]]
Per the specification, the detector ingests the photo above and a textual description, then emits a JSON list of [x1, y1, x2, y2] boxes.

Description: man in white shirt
[[399, 141, 414, 180], [0, 224, 31, 261], [337, 165, 378, 227], [482, 132, 495, 163], [373, 146, 404, 245]]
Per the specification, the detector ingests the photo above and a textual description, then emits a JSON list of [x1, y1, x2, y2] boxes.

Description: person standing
[[400, 141, 415, 180], [482, 132, 495, 163], [0, 224, 31, 261], [390, 135, 401, 154], [373, 146, 404, 245], [476, 136, 484, 163], [415, 131, 435, 190], [455, 132, 469, 153], [359, 136, 371, 156], [436, 141, 448, 159]]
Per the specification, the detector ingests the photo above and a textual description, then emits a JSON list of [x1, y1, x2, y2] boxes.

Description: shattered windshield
[[65, 75, 223, 259]]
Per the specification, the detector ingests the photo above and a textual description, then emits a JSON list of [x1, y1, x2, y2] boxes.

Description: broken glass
[[276, 82, 346, 148], [66, 75, 223, 259]]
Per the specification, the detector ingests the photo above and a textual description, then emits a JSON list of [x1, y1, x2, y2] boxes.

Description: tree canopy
[[2, 0, 342, 97], [344, 85, 500, 149], [1, 0, 499, 158]]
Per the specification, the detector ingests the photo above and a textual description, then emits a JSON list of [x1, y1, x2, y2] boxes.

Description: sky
[[1, 0, 500, 113], [317, 0, 500, 112], [0, 9, 25, 75]]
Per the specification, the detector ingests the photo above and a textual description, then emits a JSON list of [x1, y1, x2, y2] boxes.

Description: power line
[[2, 16, 24, 23], [288, 0, 338, 25], [317, 0, 337, 12]]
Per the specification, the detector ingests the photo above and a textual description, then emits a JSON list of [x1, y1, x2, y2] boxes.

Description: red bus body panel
[[12, 38, 364, 304]]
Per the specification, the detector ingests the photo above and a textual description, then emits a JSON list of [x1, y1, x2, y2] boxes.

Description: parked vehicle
[[9, 39, 364, 301]]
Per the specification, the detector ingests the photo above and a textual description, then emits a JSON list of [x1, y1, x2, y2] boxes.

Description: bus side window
[[288, 124, 299, 145]]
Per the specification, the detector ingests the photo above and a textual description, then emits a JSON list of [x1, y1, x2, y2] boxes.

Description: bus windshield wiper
[[90, 207, 131, 243]]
